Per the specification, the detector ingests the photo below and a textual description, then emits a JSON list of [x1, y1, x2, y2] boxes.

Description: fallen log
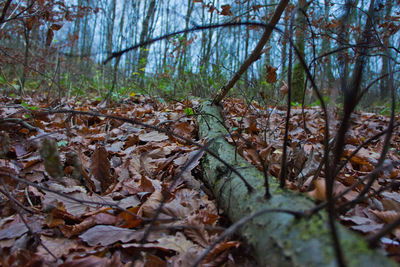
[[198, 100, 395, 267]]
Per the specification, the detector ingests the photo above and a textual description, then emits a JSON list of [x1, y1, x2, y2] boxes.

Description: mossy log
[[198, 100, 395, 267]]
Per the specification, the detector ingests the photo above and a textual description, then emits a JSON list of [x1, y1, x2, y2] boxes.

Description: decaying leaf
[[220, 4, 233, 16], [265, 65, 278, 83], [60, 254, 126, 267], [79, 225, 160, 246], [139, 131, 169, 142], [90, 145, 114, 192]]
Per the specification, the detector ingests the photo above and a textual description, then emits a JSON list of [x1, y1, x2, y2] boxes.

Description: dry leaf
[[90, 145, 113, 192], [280, 81, 289, 95], [139, 131, 169, 142], [307, 179, 326, 201], [370, 210, 400, 224], [79, 225, 158, 246], [266, 65, 278, 83]]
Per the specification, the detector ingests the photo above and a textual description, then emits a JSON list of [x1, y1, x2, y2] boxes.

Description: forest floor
[[0, 93, 399, 266]]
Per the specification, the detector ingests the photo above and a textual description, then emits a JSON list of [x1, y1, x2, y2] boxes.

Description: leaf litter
[[0, 94, 399, 264], [0, 94, 247, 266], [222, 98, 400, 262]]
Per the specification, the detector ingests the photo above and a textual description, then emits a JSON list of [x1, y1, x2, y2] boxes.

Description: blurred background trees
[[0, 0, 398, 110]]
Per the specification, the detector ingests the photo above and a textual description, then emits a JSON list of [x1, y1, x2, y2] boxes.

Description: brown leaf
[[138, 191, 163, 218], [37, 236, 77, 262], [370, 210, 400, 224], [60, 254, 125, 267], [59, 213, 118, 237], [204, 241, 241, 263], [154, 232, 197, 253], [220, 4, 233, 16], [25, 17, 36, 31], [117, 206, 142, 228], [50, 24, 63, 31], [43, 188, 116, 217], [90, 145, 113, 192], [79, 225, 153, 246], [280, 81, 289, 95], [184, 216, 210, 247], [143, 253, 166, 267], [307, 179, 326, 201], [266, 65, 278, 83]]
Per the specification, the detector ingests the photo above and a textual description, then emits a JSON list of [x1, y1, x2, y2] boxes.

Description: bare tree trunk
[[137, 0, 157, 88], [291, 0, 309, 103], [21, 22, 31, 95], [379, 1, 393, 99], [105, 0, 116, 58], [177, 0, 194, 79], [214, 0, 289, 104], [322, 0, 335, 90]]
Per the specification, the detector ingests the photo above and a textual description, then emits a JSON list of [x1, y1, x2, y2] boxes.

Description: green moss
[[297, 215, 328, 241], [292, 63, 305, 103]]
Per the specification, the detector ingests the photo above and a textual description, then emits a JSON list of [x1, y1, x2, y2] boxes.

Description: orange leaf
[[266, 65, 278, 83], [118, 206, 142, 228], [307, 179, 326, 201]]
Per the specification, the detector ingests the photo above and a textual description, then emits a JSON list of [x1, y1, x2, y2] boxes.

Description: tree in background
[[291, 0, 309, 103]]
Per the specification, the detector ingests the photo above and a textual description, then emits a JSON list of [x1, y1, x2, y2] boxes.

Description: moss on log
[[198, 100, 395, 267]]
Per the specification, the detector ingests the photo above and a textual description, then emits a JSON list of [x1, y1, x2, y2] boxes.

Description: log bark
[[198, 100, 395, 267]]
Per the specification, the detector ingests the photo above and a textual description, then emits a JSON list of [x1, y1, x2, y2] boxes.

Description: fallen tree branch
[[198, 100, 395, 267]]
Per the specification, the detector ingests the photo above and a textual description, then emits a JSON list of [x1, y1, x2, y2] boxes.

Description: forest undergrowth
[[0, 93, 399, 266]]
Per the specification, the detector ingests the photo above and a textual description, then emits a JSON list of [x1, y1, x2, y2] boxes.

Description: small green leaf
[[57, 140, 68, 147], [184, 107, 194, 115], [29, 106, 39, 111], [21, 101, 29, 108], [232, 127, 238, 131], [0, 74, 6, 84]]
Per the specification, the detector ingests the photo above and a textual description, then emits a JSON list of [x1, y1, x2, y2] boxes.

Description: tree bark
[[198, 100, 395, 267], [291, 0, 309, 103], [379, 0, 393, 99], [137, 0, 157, 88]]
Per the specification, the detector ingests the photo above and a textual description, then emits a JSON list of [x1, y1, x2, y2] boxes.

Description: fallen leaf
[[79, 225, 160, 246], [90, 145, 113, 192], [307, 179, 326, 201], [139, 131, 169, 142]]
